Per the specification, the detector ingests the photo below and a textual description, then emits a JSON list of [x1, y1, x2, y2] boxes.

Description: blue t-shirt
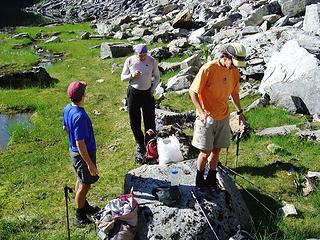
[[63, 104, 96, 153]]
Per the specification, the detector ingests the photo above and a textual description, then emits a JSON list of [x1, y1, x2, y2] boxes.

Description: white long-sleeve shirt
[[121, 55, 160, 93]]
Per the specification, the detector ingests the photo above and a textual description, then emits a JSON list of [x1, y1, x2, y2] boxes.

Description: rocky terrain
[[28, 0, 320, 117], [23, 0, 320, 239]]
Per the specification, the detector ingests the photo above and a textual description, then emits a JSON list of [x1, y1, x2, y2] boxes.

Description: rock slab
[[124, 159, 251, 240]]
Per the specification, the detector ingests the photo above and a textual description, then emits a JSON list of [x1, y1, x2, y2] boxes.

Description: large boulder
[[0, 67, 58, 89], [166, 74, 194, 91], [100, 42, 132, 59], [244, 2, 282, 26], [172, 8, 193, 29], [124, 160, 251, 240], [259, 40, 320, 114], [303, 3, 320, 35], [278, 0, 307, 17]]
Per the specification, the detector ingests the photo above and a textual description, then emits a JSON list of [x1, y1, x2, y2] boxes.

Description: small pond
[[0, 113, 32, 151]]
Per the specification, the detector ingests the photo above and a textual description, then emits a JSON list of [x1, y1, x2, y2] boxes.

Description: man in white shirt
[[121, 44, 160, 162]]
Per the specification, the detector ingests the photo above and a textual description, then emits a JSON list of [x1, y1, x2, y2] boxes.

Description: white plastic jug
[[157, 135, 184, 166]]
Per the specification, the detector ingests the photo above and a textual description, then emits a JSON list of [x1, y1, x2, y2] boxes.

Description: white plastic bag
[[157, 135, 184, 166]]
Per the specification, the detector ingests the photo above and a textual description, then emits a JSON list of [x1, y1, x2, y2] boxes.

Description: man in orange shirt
[[189, 43, 247, 190]]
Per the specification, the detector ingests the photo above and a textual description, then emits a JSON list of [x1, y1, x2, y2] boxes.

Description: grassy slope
[[0, 22, 319, 239]]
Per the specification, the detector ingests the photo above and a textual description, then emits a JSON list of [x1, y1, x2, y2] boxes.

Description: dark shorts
[[69, 150, 99, 185]]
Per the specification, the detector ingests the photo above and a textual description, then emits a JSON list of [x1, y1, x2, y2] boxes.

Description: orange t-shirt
[[190, 60, 240, 120]]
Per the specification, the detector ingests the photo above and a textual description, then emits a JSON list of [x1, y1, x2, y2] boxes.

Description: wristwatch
[[236, 109, 243, 115]]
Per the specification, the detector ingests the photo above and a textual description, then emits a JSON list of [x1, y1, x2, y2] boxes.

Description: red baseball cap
[[67, 81, 87, 100]]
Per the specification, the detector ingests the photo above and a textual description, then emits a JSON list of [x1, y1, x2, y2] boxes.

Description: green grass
[[160, 92, 193, 112], [0, 22, 320, 239], [0, 34, 37, 73]]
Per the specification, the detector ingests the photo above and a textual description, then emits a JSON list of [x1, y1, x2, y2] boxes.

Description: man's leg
[[141, 93, 156, 134], [208, 148, 220, 170], [206, 148, 221, 188], [75, 179, 90, 208], [74, 180, 91, 225], [127, 87, 144, 150], [196, 150, 211, 188]]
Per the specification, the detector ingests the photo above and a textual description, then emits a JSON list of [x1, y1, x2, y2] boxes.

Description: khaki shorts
[[192, 116, 230, 151]]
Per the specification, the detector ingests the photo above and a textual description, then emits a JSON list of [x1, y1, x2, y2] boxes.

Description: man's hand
[[238, 113, 247, 127], [76, 139, 99, 176], [131, 70, 141, 79], [87, 163, 99, 176], [199, 110, 208, 124]]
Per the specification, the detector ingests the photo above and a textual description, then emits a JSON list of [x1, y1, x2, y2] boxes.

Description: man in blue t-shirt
[[63, 81, 100, 226]]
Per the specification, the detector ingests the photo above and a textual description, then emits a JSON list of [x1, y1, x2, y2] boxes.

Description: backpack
[[94, 191, 138, 240], [144, 129, 159, 163]]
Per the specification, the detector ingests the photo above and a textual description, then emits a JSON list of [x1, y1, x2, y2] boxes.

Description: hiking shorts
[[70, 150, 99, 185], [192, 116, 230, 151]]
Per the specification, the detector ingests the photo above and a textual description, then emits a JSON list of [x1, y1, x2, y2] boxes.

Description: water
[[0, 113, 32, 150], [0, 1, 46, 28]]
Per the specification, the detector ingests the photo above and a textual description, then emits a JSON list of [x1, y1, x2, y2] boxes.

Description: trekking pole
[[191, 191, 221, 240], [218, 166, 275, 215], [64, 186, 73, 240], [219, 165, 279, 202], [225, 147, 229, 166], [234, 181, 274, 215], [234, 131, 240, 170]]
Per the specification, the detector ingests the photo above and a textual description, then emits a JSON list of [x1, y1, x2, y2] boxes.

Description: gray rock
[[238, 3, 254, 18], [154, 29, 174, 42], [297, 129, 320, 141], [262, 14, 282, 24], [179, 66, 200, 76], [44, 36, 61, 43], [124, 160, 251, 239], [188, 27, 206, 45], [259, 40, 320, 114], [271, 15, 290, 28], [180, 54, 202, 69], [0, 67, 58, 89], [172, 28, 190, 38], [276, 28, 320, 57], [100, 42, 132, 59], [131, 27, 152, 37], [113, 15, 132, 26], [303, 3, 320, 35], [303, 171, 320, 196], [167, 38, 189, 49], [142, 35, 157, 44], [278, 0, 306, 17], [172, 8, 193, 29], [13, 33, 30, 39], [281, 202, 298, 217], [149, 47, 171, 60], [96, 22, 120, 35], [244, 2, 281, 26], [113, 31, 130, 40], [257, 125, 299, 137], [166, 74, 194, 91], [80, 32, 90, 40], [242, 26, 262, 35], [158, 62, 181, 73]]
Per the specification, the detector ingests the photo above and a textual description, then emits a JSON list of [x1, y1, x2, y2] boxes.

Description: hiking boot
[[84, 200, 100, 216], [135, 152, 146, 164], [205, 169, 220, 191], [136, 144, 146, 155], [196, 170, 206, 189], [74, 208, 93, 227]]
